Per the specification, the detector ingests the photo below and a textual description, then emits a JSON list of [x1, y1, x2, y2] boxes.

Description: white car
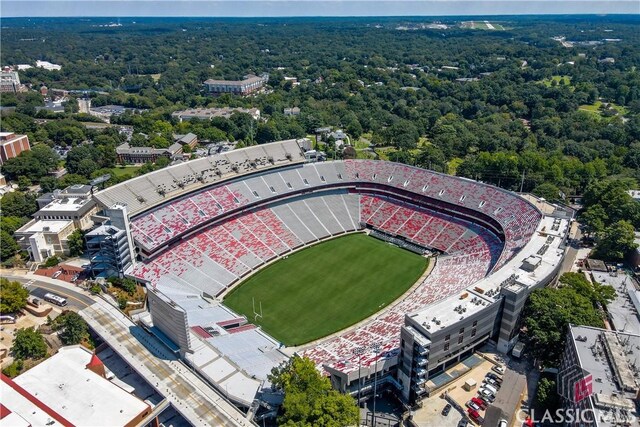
[[483, 383, 498, 395], [478, 387, 495, 400], [492, 365, 505, 375], [498, 420, 507, 427]]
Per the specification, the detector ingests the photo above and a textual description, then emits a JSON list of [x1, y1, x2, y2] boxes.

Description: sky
[[2, 0, 639, 18]]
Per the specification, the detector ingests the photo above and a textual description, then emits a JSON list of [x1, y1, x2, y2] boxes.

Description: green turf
[[224, 234, 428, 346]]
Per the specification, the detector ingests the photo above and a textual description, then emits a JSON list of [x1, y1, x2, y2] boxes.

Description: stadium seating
[[128, 157, 543, 376]]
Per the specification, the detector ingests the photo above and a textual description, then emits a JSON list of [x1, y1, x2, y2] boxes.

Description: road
[[5, 275, 94, 309]]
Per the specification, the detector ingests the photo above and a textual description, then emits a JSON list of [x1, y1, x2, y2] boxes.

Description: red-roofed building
[[0, 132, 30, 164]]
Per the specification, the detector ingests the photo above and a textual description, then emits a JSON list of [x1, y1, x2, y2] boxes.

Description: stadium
[[92, 139, 571, 410]]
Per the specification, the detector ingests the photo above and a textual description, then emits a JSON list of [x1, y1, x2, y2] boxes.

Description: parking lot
[[411, 355, 505, 426]]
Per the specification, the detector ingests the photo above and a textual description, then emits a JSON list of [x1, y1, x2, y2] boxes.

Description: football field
[[224, 233, 428, 346]]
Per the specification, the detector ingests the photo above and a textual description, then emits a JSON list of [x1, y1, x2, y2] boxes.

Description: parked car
[[499, 419, 508, 427], [483, 383, 499, 395], [483, 377, 500, 387], [442, 403, 451, 416], [486, 372, 503, 383], [492, 365, 505, 375], [467, 408, 484, 425], [466, 400, 481, 411], [457, 419, 469, 427], [477, 395, 492, 407], [471, 397, 487, 410], [478, 387, 495, 401]]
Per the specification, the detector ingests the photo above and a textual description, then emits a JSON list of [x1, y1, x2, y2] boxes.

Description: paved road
[[5, 275, 94, 309]]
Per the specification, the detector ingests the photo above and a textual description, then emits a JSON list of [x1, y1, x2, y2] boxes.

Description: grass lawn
[[224, 234, 428, 346], [541, 75, 572, 88], [108, 165, 139, 178], [579, 100, 629, 116]]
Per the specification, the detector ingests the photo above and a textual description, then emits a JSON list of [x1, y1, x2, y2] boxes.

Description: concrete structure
[[79, 298, 249, 427], [593, 270, 640, 336], [86, 204, 135, 278], [35, 60, 62, 71], [283, 107, 300, 116], [204, 74, 268, 96], [0, 67, 21, 93], [13, 219, 75, 263], [33, 185, 98, 230], [15, 184, 99, 262], [558, 325, 639, 426], [398, 211, 569, 403], [4, 345, 151, 427], [0, 132, 30, 164], [173, 132, 198, 149], [145, 277, 288, 407], [172, 107, 261, 122], [116, 142, 182, 164]]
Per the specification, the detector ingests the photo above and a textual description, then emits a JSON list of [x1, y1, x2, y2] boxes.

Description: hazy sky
[[2, 0, 639, 17]]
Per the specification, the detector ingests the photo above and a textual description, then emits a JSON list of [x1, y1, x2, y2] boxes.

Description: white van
[[483, 383, 498, 395]]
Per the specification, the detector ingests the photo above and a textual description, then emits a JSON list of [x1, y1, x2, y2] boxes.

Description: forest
[[1, 16, 639, 264]]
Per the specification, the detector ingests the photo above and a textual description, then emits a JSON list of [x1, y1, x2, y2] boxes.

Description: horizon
[[3, 1, 639, 18]]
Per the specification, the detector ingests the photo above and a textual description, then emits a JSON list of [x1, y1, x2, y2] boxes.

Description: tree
[[532, 183, 560, 202], [522, 287, 604, 366], [269, 356, 359, 427], [67, 229, 85, 257], [52, 311, 89, 345], [534, 378, 561, 412], [0, 230, 20, 262], [558, 272, 616, 307], [0, 191, 38, 218], [0, 278, 29, 314], [0, 144, 59, 182], [593, 220, 638, 261], [580, 204, 608, 235], [12, 327, 47, 360]]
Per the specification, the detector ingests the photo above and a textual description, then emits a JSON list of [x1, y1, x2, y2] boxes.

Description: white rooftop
[[12, 346, 150, 427], [39, 196, 92, 212], [20, 219, 72, 234], [1, 376, 64, 427]]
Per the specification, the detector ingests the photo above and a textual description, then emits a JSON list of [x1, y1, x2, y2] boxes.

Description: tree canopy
[[522, 283, 605, 366], [0, 278, 29, 314], [12, 327, 47, 360], [268, 356, 359, 427], [52, 311, 89, 345]]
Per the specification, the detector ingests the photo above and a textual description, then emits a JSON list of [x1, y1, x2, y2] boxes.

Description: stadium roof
[[94, 139, 306, 216]]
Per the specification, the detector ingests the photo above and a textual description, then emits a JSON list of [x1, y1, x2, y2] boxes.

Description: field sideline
[[224, 233, 428, 346]]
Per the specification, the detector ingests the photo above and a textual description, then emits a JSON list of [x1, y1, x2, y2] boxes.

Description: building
[[86, 204, 135, 278], [203, 74, 268, 95], [33, 185, 98, 230], [0, 67, 21, 93], [116, 142, 182, 164], [173, 133, 198, 149], [397, 212, 570, 403], [35, 60, 62, 71], [558, 325, 639, 426], [145, 276, 288, 407], [1, 346, 151, 427], [13, 219, 75, 263], [171, 107, 261, 122], [14, 184, 99, 262], [0, 132, 30, 164], [283, 107, 300, 116]]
